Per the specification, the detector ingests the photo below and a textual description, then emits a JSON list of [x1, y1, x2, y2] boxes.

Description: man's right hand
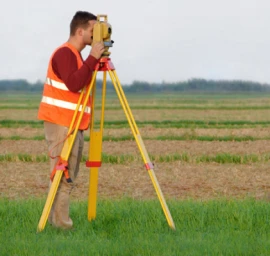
[[90, 42, 105, 59]]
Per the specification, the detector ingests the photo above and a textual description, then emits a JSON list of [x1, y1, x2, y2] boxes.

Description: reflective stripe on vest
[[41, 96, 91, 114], [46, 77, 82, 92], [46, 77, 69, 91]]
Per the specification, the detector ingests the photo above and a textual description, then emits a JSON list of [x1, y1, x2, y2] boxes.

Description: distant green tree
[[1, 78, 270, 93]]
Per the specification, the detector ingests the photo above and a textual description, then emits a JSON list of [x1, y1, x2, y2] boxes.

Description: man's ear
[[77, 28, 83, 36]]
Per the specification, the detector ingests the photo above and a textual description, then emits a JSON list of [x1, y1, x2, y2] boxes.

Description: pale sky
[[1, 0, 270, 85]]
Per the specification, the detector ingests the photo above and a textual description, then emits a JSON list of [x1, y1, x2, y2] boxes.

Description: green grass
[[1, 152, 270, 164], [195, 153, 261, 164], [3, 119, 270, 129], [0, 134, 263, 142], [4, 105, 270, 110], [0, 120, 44, 128], [3, 92, 270, 112], [0, 198, 270, 255]]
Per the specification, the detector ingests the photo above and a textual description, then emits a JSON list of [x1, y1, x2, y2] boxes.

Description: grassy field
[[1, 198, 270, 255], [1, 91, 270, 255]]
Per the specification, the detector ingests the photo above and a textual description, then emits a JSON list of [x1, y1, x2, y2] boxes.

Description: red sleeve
[[51, 47, 98, 92]]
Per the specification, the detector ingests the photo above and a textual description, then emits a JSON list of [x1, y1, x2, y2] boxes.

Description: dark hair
[[70, 11, 97, 35]]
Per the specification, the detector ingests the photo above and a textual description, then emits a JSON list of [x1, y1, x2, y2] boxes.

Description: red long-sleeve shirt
[[51, 47, 98, 92]]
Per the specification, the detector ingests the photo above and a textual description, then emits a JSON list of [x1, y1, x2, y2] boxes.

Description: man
[[37, 11, 105, 229]]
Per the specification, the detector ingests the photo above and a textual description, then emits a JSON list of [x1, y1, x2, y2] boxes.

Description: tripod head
[[92, 15, 114, 57]]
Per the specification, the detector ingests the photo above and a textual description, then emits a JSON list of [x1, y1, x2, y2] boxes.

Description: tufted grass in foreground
[[0, 134, 264, 142], [3, 119, 270, 129], [1, 152, 270, 164], [1, 198, 270, 255]]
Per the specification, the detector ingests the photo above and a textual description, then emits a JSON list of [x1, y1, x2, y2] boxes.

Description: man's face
[[82, 20, 96, 45]]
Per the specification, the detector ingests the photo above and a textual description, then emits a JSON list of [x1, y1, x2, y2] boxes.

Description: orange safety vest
[[38, 42, 91, 130]]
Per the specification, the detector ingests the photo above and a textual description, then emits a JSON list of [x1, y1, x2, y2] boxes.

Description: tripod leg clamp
[[50, 159, 72, 183], [145, 162, 154, 170], [86, 161, 102, 167]]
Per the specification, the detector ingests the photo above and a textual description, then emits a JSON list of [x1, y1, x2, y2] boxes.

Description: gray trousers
[[44, 121, 84, 229]]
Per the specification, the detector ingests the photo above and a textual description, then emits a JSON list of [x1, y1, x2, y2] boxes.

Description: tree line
[[1, 78, 270, 93]]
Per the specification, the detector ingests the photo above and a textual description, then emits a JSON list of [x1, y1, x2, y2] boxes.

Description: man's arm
[[52, 47, 98, 92]]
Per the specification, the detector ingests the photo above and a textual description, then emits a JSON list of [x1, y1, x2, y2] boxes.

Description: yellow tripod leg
[[37, 134, 75, 232], [37, 170, 63, 232], [87, 131, 103, 220], [108, 70, 176, 230], [87, 72, 106, 220], [136, 135, 175, 230], [37, 71, 98, 232]]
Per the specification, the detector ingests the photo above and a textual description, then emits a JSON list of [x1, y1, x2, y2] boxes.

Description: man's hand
[[90, 42, 105, 59]]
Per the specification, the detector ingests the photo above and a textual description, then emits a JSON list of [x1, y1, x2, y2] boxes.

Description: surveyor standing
[[37, 11, 105, 229]]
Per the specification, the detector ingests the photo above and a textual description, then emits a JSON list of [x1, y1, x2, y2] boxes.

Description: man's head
[[70, 11, 97, 46]]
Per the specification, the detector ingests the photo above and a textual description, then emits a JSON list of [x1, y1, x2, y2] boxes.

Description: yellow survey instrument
[[92, 14, 114, 57]]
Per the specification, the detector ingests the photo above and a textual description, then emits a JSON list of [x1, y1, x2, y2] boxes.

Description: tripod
[[37, 57, 175, 232]]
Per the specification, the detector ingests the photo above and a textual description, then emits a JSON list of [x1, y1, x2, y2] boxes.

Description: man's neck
[[67, 37, 85, 52]]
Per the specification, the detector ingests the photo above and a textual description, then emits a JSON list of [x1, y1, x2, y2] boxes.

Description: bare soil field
[[2, 139, 270, 156], [3, 109, 270, 121], [1, 138, 270, 201], [2, 95, 270, 202], [1, 127, 270, 138], [1, 161, 269, 200]]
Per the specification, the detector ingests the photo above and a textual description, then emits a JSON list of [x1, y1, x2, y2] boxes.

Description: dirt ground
[[1, 161, 269, 200], [1, 128, 270, 201], [2, 109, 270, 121], [1, 127, 270, 138], [2, 95, 270, 202], [2, 139, 270, 156]]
